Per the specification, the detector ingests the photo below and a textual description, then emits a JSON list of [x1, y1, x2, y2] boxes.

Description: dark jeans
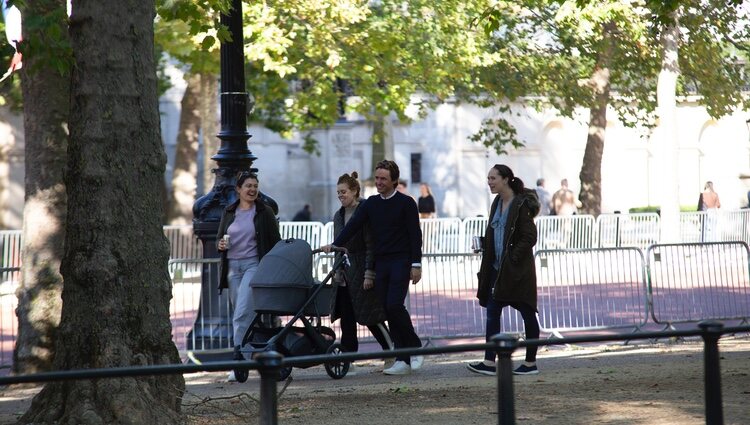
[[375, 258, 422, 363], [335, 285, 393, 352], [484, 267, 540, 363]]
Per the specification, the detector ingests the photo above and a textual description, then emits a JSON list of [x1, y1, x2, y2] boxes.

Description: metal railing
[[535, 248, 649, 336], [169, 258, 232, 352], [646, 242, 750, 326], [0, 322, 745, 425], [0, 230, 21, 370], [597, 212, 660, 250], [2, 213, 750, 369], [679, 211, 750, 245]]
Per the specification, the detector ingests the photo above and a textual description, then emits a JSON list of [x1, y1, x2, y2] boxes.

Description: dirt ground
[[1, 335, 749, 424]]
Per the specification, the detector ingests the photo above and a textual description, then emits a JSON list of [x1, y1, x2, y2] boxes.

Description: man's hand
[[410, 267, 422, 285], [320, 244, 333, 253]]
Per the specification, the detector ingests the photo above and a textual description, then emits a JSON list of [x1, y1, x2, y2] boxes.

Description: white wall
[[3, 92, 750, 229]]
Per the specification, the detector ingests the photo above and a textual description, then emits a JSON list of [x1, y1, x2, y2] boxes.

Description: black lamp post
[[188, 0, 277, 352]]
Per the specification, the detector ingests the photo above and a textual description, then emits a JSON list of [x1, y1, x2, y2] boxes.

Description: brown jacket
[[476, 189, 539, 309]]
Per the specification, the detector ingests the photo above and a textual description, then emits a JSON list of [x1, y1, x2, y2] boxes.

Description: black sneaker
[[513, 364, 539, 375], [466, 362, 496, 376]]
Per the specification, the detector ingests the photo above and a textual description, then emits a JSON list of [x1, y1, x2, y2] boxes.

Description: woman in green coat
[[467, 164, 541, 377]]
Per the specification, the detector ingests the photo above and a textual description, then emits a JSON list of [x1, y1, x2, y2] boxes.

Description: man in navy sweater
[[323, 160, 424, 375]]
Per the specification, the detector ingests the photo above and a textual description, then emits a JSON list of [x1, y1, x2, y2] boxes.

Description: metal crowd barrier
[[679, 211, 750, 245], [3, 213, 750, 368], [163, 225, 203, 259], [461, 216, 488, 252], [596, 212, 660, 250], [420, 218, 462, 253], [280, 222, 325, 249], [646, 241, 750, 327], [169, 258, 232, 352], [0, 230, 21, 370], [535, 248, 649, 337], [535, 215, 596, 250]]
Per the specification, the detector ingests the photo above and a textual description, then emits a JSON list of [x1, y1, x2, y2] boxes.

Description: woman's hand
[[217, 238, 227, 251], [363, 278, 374, 290]]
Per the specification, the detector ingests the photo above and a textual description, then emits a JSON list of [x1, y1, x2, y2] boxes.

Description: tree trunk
[[200, 73, 219, 195], [656, 9, 681, 242], [20, 1, 185, 423], [166, 72, 202, 225], [14, 0, 69, 374], [578, 22, 615, 217]]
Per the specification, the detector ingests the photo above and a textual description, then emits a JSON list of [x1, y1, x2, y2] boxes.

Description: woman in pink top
[[701, 181, 721, 210], [699, 181, 721, 242]]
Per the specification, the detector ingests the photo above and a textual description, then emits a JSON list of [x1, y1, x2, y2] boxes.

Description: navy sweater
[[333, 192, 422, 264]]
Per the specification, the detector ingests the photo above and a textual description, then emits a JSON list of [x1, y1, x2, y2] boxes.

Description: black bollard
[[492, 333, 519, 425], [257, 351, 284, 425], [698, 321, 724, 425]]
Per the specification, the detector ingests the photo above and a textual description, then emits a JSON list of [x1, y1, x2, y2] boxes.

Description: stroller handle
[[312, 245, 348, 255]]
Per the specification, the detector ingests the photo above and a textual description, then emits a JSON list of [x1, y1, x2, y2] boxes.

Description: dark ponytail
[[492, 164, 525, 195]]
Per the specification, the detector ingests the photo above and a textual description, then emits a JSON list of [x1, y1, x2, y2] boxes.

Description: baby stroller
[[232, 238, 350, 382]]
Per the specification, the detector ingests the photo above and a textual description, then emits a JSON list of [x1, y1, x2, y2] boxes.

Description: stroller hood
[[249, 238, 315, 288]]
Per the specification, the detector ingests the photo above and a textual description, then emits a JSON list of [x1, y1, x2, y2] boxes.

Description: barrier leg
[[492, 333, 519, 425], [698, 321, 724, 425], [257, 351, 283, 425]]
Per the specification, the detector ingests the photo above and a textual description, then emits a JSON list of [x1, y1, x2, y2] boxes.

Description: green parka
[[476, 189, 540, 309]]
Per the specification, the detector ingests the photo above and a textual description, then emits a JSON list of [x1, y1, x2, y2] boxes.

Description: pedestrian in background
[[551, 178, 579, 215], [292, 204, 312, 221], [418, 182, 437, 218], [468, 164, 541, 376], [700, 181, 721, 210], [699, 181, 721, 242], [331, 171, 394, 369], [217, 172, 281, 381], [534, 178, 551, 216]]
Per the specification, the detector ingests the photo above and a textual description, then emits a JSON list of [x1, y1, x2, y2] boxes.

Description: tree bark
[[166, 72, 201, 225], [14, 0, 69, 374], [20, 0, 185, 423], [200, 73, 219, 195], [578, 22, 615, 217], [656, 9, 681, 242]]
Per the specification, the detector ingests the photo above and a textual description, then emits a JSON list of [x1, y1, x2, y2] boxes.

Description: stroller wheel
[[324, 343, 350, 380], [277, 365, 293, 381], [234, 368, 249, 383]]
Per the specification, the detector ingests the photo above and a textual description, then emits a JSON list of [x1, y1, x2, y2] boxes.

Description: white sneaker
[[383, 360, 411, 375], [226, 370, 237, 382], [411, 355, 424, 370], [383, 357, 396, 369]]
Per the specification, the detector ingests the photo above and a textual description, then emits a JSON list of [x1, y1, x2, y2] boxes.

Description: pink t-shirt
[[227, 206, 258, 259]]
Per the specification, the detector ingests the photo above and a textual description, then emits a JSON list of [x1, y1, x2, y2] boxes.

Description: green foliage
[[14, 0, 73, 77], [239, 0, 496, 152], [155, 0, 230, 75], [629, 205, 700, 213], [0, 17, 22, 109], [474, 0, 750, 151], [151, 0, 750, 157], [1, 0, 73, 110]]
